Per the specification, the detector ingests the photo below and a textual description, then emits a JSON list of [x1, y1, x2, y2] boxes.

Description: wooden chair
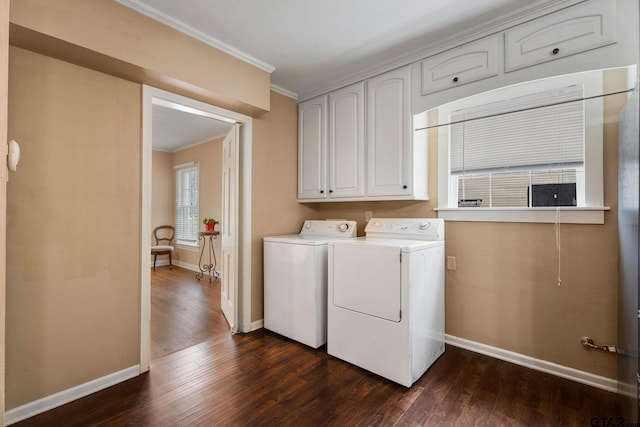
[[151, 225, 175, 270]]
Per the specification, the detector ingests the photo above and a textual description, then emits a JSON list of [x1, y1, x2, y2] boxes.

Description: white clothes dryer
[[327, 218, 445, 387], [264, 220, 357, 348]]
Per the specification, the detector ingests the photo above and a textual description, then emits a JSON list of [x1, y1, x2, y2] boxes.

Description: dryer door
[[331, 243, 401, 322]]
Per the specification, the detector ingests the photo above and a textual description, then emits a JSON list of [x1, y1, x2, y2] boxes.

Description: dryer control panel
[[300, 220, 357, 237], [365, 218, 444, 240]]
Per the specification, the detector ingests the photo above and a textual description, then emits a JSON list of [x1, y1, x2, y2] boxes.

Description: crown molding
[[270, 84, 298, 100], [114, 0, 276, 74], [298, 0, 584, 101]]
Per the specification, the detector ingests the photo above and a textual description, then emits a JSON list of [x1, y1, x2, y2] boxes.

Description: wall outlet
[[447, 256, 457, 271]]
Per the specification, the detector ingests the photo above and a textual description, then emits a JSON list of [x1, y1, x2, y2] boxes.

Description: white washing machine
[[264, 220, 357, 348], [327, 218, 445, 387]]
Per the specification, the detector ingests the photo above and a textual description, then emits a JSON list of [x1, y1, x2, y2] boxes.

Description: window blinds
[[449, 85, 585, 175], [175, 163, 199, 244]]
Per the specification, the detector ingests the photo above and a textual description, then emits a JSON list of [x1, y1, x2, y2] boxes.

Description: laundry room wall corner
[[251, 91, 316, 324]]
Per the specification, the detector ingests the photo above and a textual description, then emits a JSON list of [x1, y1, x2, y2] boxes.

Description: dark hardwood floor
[[14, 267, 622, 426], [151, 265, 229, 359]]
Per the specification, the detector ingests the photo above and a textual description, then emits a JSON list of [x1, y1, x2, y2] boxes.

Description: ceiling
[[129, 0, 560, 150], [152, 104, 233, 152]]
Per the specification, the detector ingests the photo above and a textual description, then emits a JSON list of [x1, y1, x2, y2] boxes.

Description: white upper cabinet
[[328, 82, 365, 198], [298, 66, 427, 202], [367, 66, 425, 198], [298, 95, 327, 200], [419, 35, 499, 95], [504, 0, 617, 72]]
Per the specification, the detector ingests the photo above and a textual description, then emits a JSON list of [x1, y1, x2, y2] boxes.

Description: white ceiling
[[152, 104, 233, 152], [118, 0, 557, 100]]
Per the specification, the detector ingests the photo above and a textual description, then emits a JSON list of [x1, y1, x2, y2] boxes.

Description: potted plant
[[202, 217, 219, 231]]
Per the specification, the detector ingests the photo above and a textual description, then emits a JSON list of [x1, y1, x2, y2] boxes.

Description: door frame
[[140, 86, 253, 372]]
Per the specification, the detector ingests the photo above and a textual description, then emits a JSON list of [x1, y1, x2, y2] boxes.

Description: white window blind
[[449, 85, 585, 208], [175, 162, 199, 245], [450, 85, 585, 174]]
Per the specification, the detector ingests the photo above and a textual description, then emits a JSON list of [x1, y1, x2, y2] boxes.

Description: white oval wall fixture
[[7, 139, 20, 172]]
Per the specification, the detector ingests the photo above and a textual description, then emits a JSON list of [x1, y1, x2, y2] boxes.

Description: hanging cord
[[555, 208, 562, 287]]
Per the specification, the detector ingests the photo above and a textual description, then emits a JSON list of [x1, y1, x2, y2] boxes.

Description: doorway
[[140, 86, 253, 372]]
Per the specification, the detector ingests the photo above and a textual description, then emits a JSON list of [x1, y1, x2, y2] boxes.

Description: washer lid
[[263, 234, 340, 245]]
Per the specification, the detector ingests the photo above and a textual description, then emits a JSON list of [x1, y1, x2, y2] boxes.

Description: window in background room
[[175, 162, 199, 246]]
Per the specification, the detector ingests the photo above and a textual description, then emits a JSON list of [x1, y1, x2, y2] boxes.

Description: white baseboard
[[446, 335, 617, 393], [5, 365, 140, 425], [172, 260, 200, 273], [250, 318, 264, 332]]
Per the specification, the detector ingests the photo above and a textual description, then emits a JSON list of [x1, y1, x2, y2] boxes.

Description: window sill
[[435, 207, 610, 224]]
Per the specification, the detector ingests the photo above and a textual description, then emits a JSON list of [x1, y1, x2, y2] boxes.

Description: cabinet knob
[[452, 77, 459, 83], [320, 190, 324, 194], [329, 189, 334, 193], [403, 185, 408, 189], [552, 48, 560, 55]]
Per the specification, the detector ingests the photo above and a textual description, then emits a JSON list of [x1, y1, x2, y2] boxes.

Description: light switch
[[447, 256, 457, 271]]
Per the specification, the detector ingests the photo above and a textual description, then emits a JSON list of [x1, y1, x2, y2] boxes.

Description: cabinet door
[[328, 82, 365, 198], [419, 35, 499, 95], [298, 96, 327, 199], [367, 66, 411, 197], [504, 0, 617, 72]]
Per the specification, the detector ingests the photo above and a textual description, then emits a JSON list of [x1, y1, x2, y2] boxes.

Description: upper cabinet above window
[[412, 0, 632, 114], [418, 35, 499, 95], [504, 0, 617, 72]]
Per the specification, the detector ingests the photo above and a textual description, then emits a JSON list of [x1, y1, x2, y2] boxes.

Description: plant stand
[[196, 230, 220, 283]]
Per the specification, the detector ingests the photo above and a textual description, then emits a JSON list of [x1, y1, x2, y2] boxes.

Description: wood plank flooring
[[151, 266, 229, 359], [14, 267, 623, 426]]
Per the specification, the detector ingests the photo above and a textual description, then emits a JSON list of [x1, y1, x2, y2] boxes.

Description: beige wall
[[0, 0, 8, 421], [4, 0, 276, 410], [251, 91, 316, 321], [308, 70, 628, 379], [6, 47, 141, 408], [151, 150, 173, 235], [9, 0, 270, 116]]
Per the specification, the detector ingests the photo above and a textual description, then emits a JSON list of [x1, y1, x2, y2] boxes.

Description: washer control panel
[[365, 218, 444, 240], [300, 220, 357, 237]]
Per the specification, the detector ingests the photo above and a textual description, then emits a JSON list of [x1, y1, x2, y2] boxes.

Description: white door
[[221, 124, 240, 332]]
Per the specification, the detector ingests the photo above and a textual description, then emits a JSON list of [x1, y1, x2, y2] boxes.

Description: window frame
[[433, 70, 607, 224], [174, 161, 200, 247]]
